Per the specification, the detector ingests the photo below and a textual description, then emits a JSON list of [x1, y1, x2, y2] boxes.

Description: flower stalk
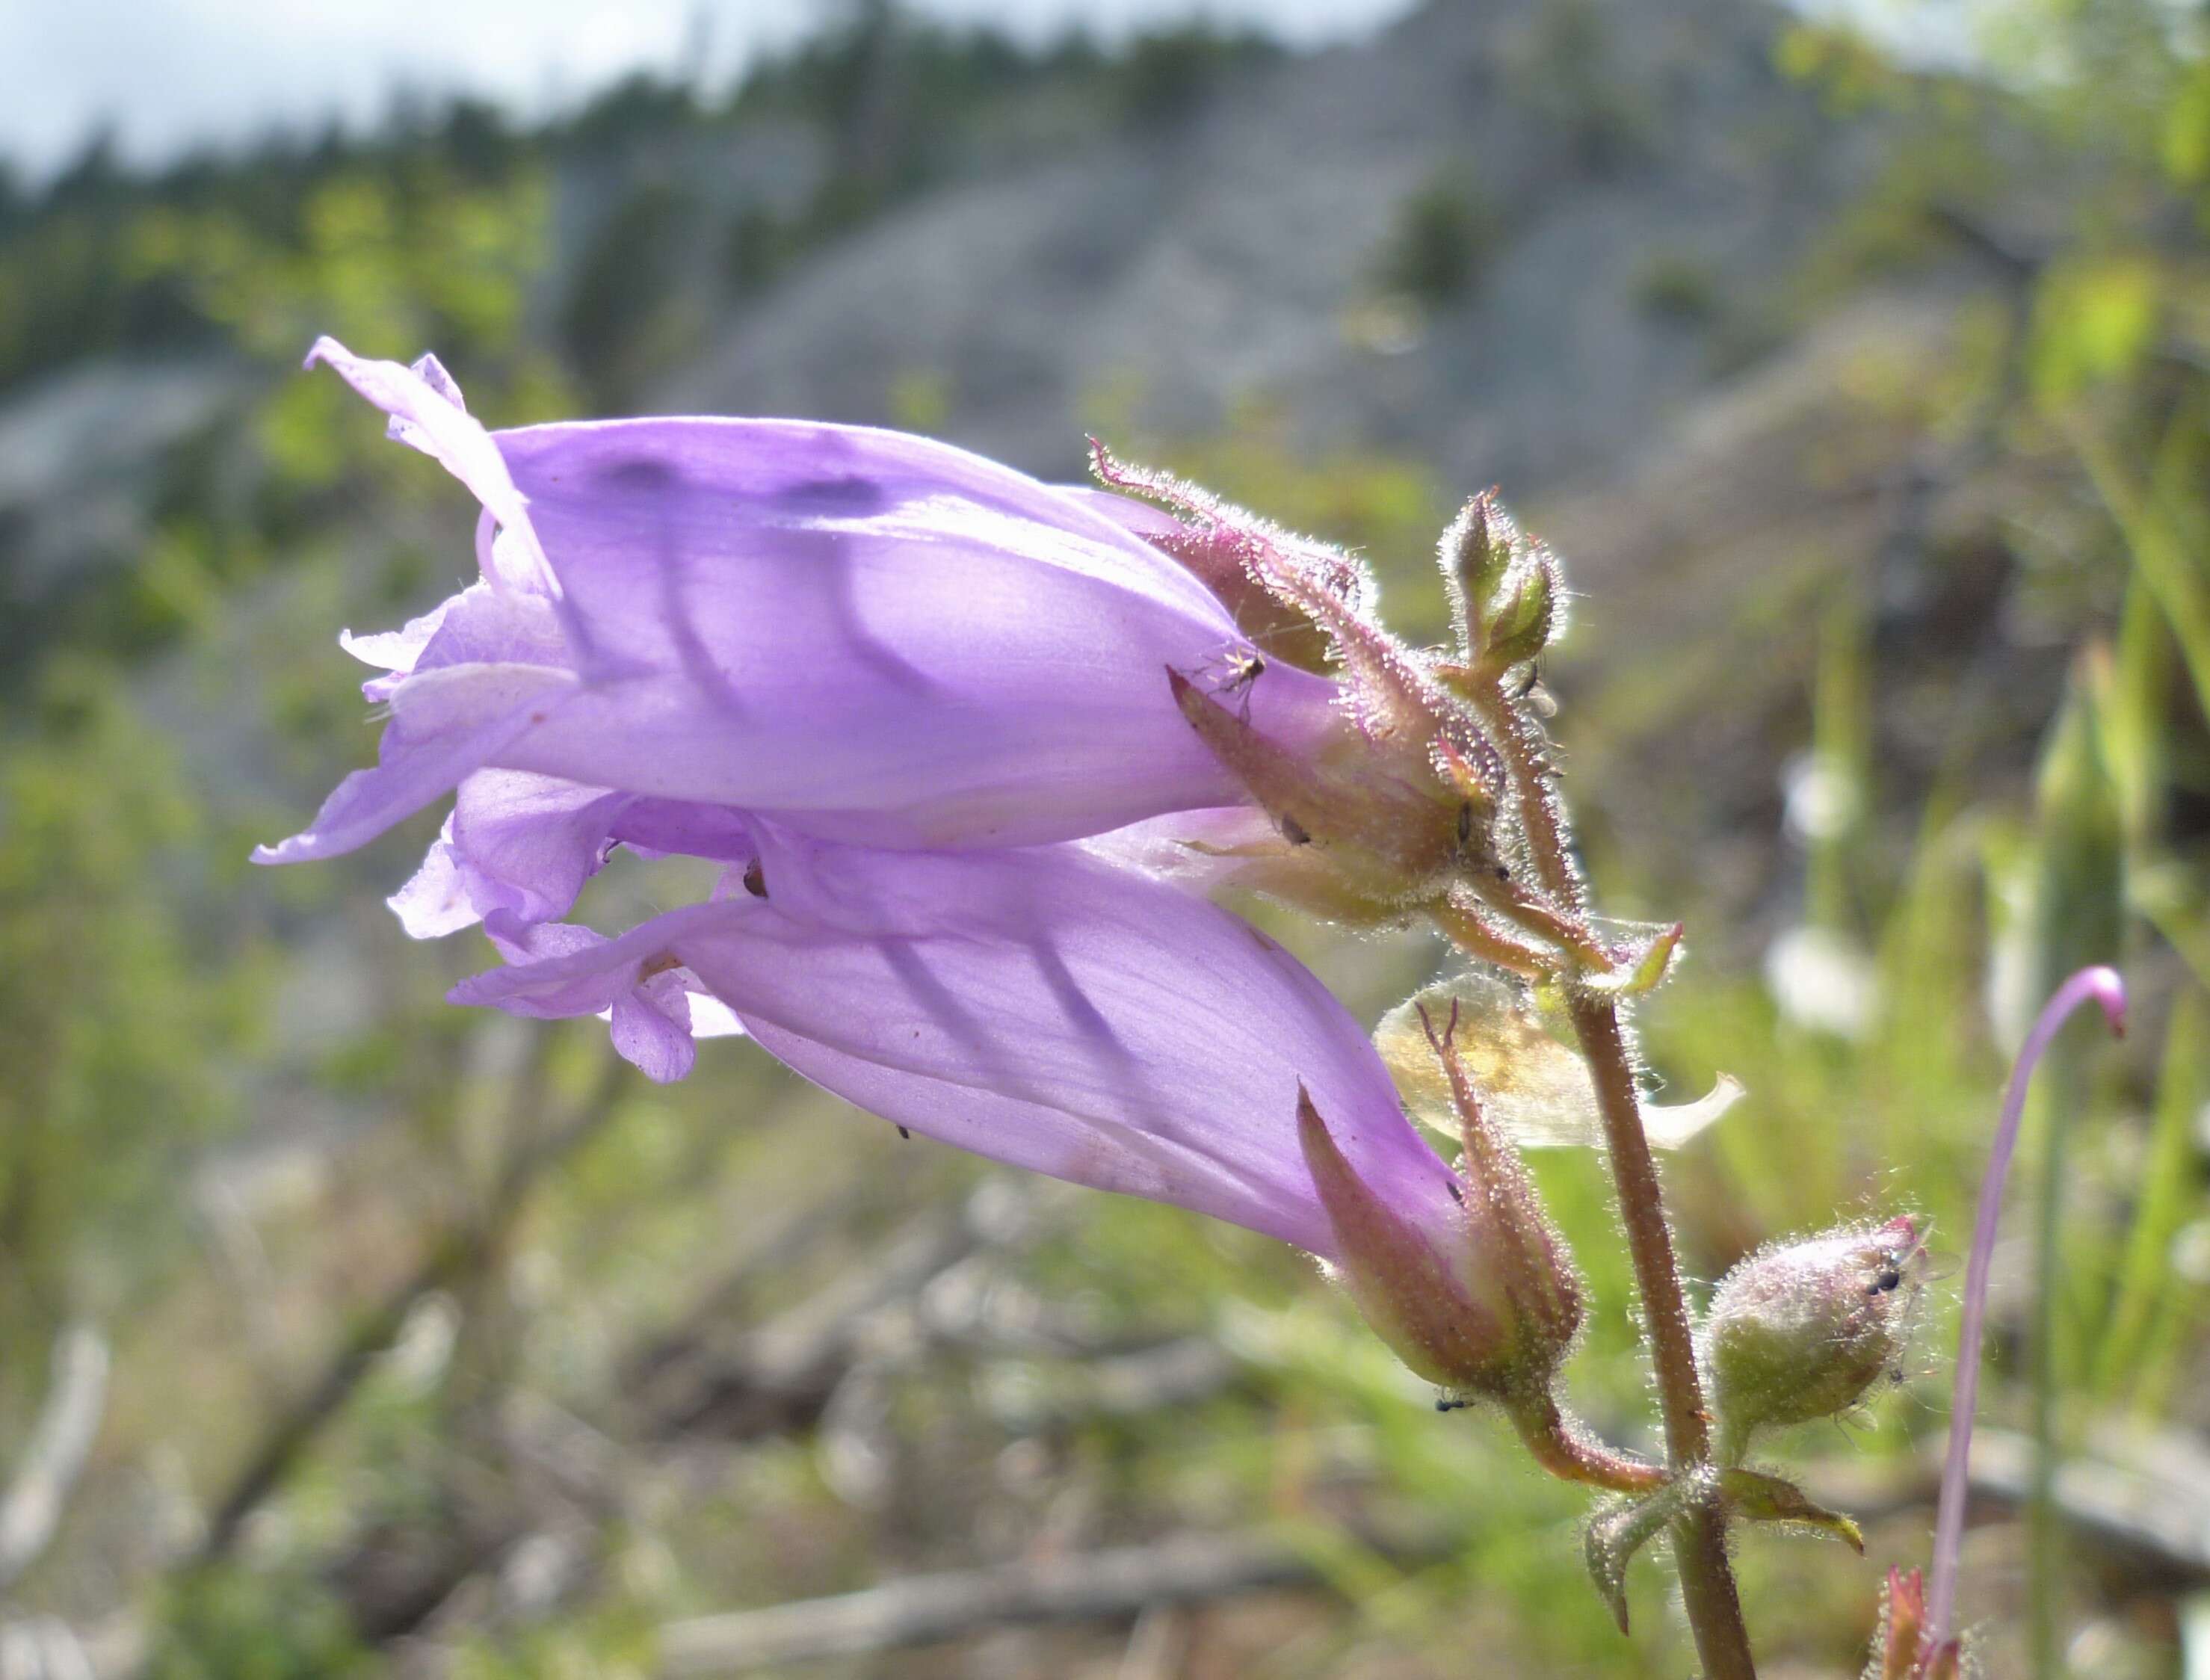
[[1444, 639, 1760, 1679], [1567, 991, 1759, 1680], [1127, 465, 1763, 1670], [1507, 1388, 1666, 1495]]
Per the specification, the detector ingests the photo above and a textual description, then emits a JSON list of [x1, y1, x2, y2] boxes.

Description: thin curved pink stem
[[1925, 965, 2126, 1649]]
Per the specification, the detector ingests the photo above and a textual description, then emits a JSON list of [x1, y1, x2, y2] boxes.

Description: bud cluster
[[1440, 491, 1564, 680], [1106, 449, 1944, 1665]]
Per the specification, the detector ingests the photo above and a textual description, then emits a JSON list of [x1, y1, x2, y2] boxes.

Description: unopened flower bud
[[1703, 1215, 1925, 1457], [1865, 1566, 1962, 1680], [1480, 548, 1561, 670], [1442, 492, 1517, 644], [1095, 450, 1601, 948], [1439, 492, 1564, 673]]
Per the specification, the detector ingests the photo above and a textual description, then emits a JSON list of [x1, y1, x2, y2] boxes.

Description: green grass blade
[[2092, 990, 2208, 1402]]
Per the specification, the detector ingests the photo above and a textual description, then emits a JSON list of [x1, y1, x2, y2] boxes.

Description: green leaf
[[2091, 990, 2209, 1403], [1582, 1488, 1682, 1634], [2075, 414, 2210, 730]]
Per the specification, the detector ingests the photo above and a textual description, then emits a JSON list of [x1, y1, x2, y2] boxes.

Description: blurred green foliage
[[1374, 162, 1506, 309], [0, 129, 537, 396], [0, 7, 1277, 410], [1631, 249, 1725, 328], [148, 1566, 375, 1680], [1510, 0, 1657, 176], [0, 664, 248, 1382]]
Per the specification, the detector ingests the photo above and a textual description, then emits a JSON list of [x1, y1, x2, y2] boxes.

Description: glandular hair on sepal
[[1703, 1214, 1927, 1457], [1297, 1085, 1579, 1400]]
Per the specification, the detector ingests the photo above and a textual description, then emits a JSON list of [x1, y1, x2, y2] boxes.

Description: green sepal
[[1582, 1483, 1688, 1634], [1718, 1467, 1864, 1552], [1481, 552, 1558, 669], [1580, 921, 1685, 998]]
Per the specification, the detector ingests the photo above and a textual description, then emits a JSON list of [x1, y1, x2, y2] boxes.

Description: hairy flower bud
[[1865, 1566, 1962, 1680], [1480, 548, 1561, 670], [1439, 491, 1564, 674], [1442, 491, 1517, 646], [1087, 444, 1521, 921], [1092, 457, 1626, 981], [1703, 1215, 1925, 1457]]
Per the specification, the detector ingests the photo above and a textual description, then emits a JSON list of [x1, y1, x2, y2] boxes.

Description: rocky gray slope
[[1, 0, 1895, 632], [655, 0, 1881, 501], [4, 0, 2006, 926]]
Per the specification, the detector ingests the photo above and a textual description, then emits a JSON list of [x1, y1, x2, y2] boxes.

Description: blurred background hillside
[[3, 0, 2209, 1674]]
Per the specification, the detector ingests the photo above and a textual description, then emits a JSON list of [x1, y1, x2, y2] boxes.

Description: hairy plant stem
[[1569, 995, 1755, 1680], [1508, 1390, 1666, 1493], [1467, 682, 1759, 1680]]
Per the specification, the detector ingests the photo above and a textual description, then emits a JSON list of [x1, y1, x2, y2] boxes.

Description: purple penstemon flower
[[259, 342, 1584, 1410], [255, 339, 1342, 911]]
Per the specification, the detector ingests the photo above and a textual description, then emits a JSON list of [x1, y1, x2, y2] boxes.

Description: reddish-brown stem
[[1430, 897, 1554, 980], [1673, 1510, 1757, 1680], [1469, 687, 1588, 917], [1570, 995, 1756, 1679], [1474, 875, 1617, 969], [1464, 682, 1759, 1680], [1565, 1001, 1709, 1466], [1508, 1390, 1667, 1494]]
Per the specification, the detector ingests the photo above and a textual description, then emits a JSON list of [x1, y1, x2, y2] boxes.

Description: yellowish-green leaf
[[1374, 974, 1741, 1151], [2075, 413, 2210, 726]]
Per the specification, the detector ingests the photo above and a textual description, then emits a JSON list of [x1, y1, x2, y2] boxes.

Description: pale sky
[[1, 0, 1422, 182]]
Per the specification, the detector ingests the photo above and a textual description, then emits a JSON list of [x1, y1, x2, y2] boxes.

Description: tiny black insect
[[1456, 801, 1475, 846], [1865, 1265, 1904, 1296], [1434, 1397, 1472, 1413], [1280, 812, 1312, 846], [741, 859, 769, 899], [896, 1125, 912, 1140]]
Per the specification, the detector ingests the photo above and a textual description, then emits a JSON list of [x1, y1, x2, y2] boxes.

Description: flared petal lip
[[303, 336, 557, 595]]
